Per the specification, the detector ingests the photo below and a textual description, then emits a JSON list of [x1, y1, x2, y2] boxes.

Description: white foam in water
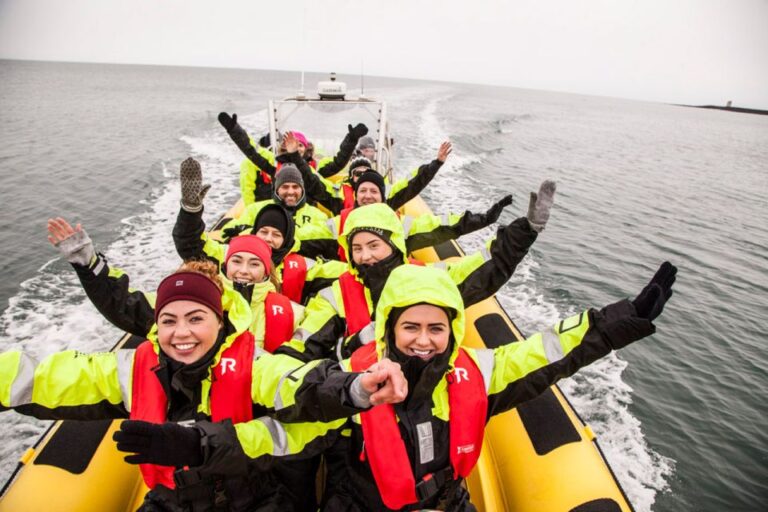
[[0, 113, 266, 483], [496, 257, 674, 512], [412, 94, 673, 511]]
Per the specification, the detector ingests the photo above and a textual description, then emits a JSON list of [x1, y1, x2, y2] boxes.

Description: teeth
[[174, 343, 196, 350], [412, 349, 431, 355]]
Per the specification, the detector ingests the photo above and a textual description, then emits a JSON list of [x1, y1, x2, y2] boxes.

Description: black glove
[[218, 112, 238, 132], [632, 261, 677, 321], [113, 420, 203, 467], [258, 132, 271, 148], [348, 123, 368, 141], [484, 194, 513, 224], [221, 224, 249, 241]]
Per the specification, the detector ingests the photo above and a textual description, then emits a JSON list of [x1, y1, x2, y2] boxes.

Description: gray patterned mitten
[[526, 180, 557, 232], [180, 158, 211, 212]]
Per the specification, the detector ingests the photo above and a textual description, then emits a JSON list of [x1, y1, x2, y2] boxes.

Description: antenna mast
[[360, 59, 365, 99]]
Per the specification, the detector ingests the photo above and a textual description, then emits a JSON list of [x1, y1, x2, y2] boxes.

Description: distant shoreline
[[676, 104, 768, 116]]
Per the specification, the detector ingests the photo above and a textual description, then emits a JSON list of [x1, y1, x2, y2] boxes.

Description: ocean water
[[0, 59, 766, 511]]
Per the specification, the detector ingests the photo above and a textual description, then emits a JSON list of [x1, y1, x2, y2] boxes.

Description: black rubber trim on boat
[[517, 388, 581, 455], [211, 216, 233, 231], [569, 498, 623, 512], [33, 420, 112, 474], [122, 334, 147, 349], [474, 313, 516, 349], [433, 240, 461, 260]]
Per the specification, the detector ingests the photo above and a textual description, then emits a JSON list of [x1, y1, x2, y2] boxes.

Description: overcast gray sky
[[1, 0, 767, 108]]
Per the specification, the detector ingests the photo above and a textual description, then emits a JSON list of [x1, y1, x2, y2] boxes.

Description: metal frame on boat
[[267, 75, 394, 181]]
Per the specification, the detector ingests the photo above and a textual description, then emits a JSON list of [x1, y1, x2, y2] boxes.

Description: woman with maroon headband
[[0, 259, 407, 510]]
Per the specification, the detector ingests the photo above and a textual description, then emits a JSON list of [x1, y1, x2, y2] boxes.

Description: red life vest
[[342, 184, 355, 210], [130, 334, 256, 490], [263, 291, 294, 353], [338, 260, 426, 337], [336, 208, 354, 262], [350, 343, 488, 510], [338, 271, 371, 336], [280, 253, 308, 304]]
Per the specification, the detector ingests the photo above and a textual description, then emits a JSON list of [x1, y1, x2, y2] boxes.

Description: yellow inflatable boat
[[0, 82, 635, 512]]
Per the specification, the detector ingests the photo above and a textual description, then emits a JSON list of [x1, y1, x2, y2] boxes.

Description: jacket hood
[[374, 265, 464, 367], [338, 203, 408, 275], [252, 203, 295, 266]]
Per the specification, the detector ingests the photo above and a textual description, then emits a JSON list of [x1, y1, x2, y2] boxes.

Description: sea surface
[[0, 59, 766, 511]]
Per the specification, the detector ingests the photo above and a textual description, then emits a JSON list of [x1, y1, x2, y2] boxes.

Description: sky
[[1, 0, 767, 109]]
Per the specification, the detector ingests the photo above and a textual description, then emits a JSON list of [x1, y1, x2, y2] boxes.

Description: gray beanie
[[274, 164, 304, 190], [357, 136, 376, 150]]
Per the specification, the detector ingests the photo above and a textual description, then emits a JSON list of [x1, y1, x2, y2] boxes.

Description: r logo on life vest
[[220, 358, 236, 374], [454, 367, 469, 383], [288, 260, 299, 269], [271, 305, 284, 315], [456, 444, 475, 454], [303, 215, 311, 224]]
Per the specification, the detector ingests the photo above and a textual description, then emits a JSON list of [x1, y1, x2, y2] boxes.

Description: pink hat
[[289, 131, 309, 148]]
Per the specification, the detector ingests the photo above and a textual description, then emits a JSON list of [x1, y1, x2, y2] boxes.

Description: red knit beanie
[[225, 234, 273, 275], [155, 272, 223, 321]]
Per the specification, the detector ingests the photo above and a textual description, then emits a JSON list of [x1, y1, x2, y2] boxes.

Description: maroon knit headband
[[155, 272, 223, 321]]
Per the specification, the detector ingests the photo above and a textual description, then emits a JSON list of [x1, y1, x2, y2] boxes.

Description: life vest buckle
[[415, 467, 453, 502]]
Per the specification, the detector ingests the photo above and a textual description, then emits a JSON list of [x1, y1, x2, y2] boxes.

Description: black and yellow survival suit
[[173, 203, 346, 305], [280, 264, 656, 511], [275, 203, 538, 363], [220, 115, 360, 205], [293, 198, 511, 261]]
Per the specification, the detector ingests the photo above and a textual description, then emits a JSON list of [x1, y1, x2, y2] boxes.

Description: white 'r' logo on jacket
[[454, 367, 469, 383], [221, 358, 236, 374], [271, 305, 284, 315]]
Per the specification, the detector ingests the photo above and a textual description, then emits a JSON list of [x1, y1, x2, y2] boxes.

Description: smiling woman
[[154, 263, 225, 364]]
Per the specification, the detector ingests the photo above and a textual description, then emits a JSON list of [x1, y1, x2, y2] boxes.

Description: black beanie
[[348, 157, 373, 176], [255, 207, 288, 238], [353, 170, 386, 203], [349, 227, 393, 247]]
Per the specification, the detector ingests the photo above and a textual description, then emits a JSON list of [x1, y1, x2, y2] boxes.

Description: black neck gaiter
[[355, 251, 404, 308]]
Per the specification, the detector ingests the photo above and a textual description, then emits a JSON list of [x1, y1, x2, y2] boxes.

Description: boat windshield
[[269, 99, 392, 177]]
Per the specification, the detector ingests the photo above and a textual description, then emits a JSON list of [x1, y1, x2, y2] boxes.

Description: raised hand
[[348, 123, 368, 140], [217, 112, 238, 132], [484, 194, 514, 224], [180, 157, 211, 213], [47, 217, 95, 266], [283, 131, 299, 154], [526, 180, 556, 232], [632, 262, 678, 321], [113, 420, 203, 467], [436, 141, 452, 163]]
